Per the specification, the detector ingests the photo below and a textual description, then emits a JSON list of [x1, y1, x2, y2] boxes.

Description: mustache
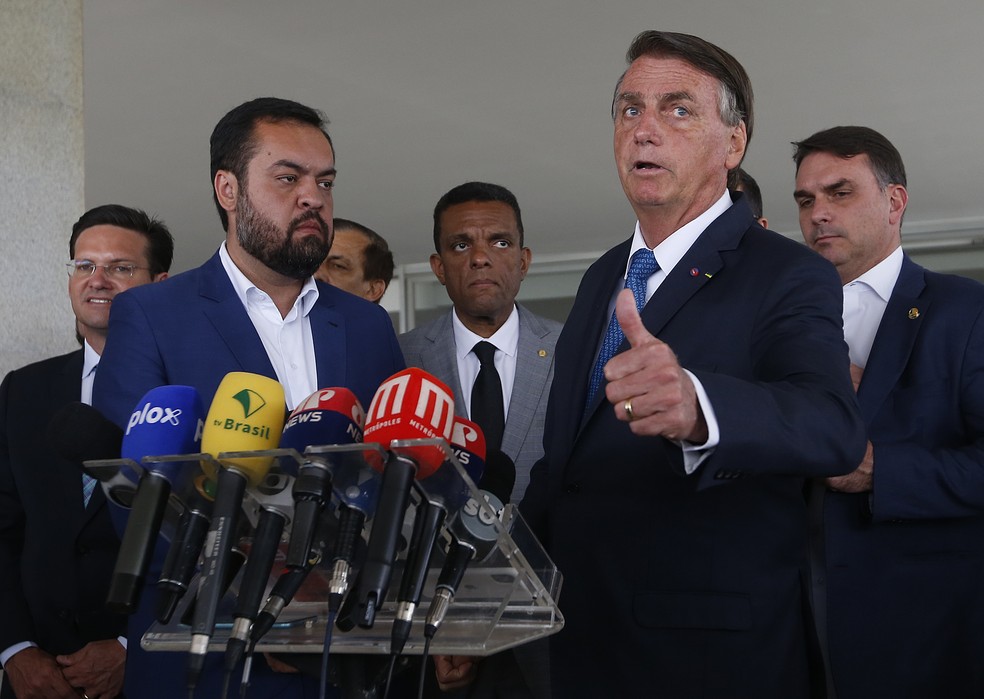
[[287, 211, 330, 237]]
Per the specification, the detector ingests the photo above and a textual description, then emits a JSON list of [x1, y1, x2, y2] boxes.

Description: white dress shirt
[[451, 305, 520, 419], [842, 246, 903, 368], [219, 243, 319, 410]]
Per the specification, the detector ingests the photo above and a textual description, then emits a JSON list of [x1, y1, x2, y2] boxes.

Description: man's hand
[[849, 363, 864, 393], [605, 289, 708, 443], [433, 655, 479, 691], [56, 639, 125, 699], [4, 646, 78, 699], [263, 652, 300, 673], [825, 363, 874, 493], [827, 440, 874, 493]]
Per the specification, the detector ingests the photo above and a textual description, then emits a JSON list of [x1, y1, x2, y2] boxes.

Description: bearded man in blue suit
[[520, 32, 865, 698], [794, 126, 984, 699], [94, 98, 403, 698]]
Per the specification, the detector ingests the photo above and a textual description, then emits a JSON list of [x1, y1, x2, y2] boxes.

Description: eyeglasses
[[66, 260, 149, 280]]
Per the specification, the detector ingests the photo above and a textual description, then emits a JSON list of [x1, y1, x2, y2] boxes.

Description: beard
[[236, 191, 332, 280]]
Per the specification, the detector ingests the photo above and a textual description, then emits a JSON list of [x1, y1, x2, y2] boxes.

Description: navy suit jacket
[[817, 256, 984, 698], [521, 197, 866, 698], [92, 252, 404, 698], [0, 350, 126, 696]]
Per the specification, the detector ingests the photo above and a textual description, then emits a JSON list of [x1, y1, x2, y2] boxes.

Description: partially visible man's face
[[233, 120, 335, 279], [613, 56, 746, 238], [794, 151, 906, 284], [69, 225, 163, 343], [430, 201, 530, 336], [316, 228, 376, 300]]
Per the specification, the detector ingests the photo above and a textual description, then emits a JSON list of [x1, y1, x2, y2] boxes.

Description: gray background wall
[[1, 0, 82, 378]]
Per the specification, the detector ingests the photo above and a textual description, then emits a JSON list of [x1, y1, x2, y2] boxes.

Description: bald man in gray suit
[[399, 182, 559, 699]]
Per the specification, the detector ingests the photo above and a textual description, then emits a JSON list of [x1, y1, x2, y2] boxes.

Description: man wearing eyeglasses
[[0, 204, 172, 699]]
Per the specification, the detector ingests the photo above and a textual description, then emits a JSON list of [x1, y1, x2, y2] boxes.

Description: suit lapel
[[576, 243, 632, 423], [426, 313, 466, 417], [309, 287, 347, 388], [857, 256, 927, 423], [579, 208, 744, 422], [50, 352, 94, 529], [198, 253, 277, 378], [502, 307, 553, 456]]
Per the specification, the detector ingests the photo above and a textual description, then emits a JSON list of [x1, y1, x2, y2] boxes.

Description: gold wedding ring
[[624, 399, 635, 421]]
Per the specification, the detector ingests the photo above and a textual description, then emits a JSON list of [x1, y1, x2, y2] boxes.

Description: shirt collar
[[452, 305, 520, 360], [846, 245, 903, 303], [627, 189, 734, 275], [82, 340, 100, 377], [218, 241, 320, 317]]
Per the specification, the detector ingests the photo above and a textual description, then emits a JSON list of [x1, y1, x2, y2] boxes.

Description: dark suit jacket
[[92, 252, 405, 698], [817, 256, 984, 699], [398, 304, 562, 503], [0, 350, 126, 696], [521, 198, 866, 698]]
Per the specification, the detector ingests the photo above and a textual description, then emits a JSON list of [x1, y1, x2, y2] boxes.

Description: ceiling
[[83, 0, 984, 278]]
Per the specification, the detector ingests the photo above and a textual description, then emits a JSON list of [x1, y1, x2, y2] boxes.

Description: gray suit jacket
[[399, 303, 561, 502]]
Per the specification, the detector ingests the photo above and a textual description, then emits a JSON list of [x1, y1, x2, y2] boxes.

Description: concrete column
[[0, 0, 83, 377]]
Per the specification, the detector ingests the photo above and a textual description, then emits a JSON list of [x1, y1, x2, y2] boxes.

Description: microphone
[[155, 473, 215, 623], [347, 368, 455, 629], [248, 507, 337, 644], [106, 385, 205, 614], [187, 372, 286, 689], [425, 450, 515, 638], [224, 382, 364, 683], [281, 387, 365, 569], [390, 417, 487, 653]]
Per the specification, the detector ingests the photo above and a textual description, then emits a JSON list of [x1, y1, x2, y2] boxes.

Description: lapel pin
[[538, 349, 547, 357], [690, 267, 699, 277], [908, 307, 920, 320]]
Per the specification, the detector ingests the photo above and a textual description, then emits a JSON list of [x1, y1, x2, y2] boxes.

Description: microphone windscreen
[[479, 449, 516, 504], [363, 367, 455, 477], [201, 372, 285, 487], [280, 387, 365, 455], [48, 402, 123, 464], [450, 417, 486, 486], [121, 385, 205, 479]]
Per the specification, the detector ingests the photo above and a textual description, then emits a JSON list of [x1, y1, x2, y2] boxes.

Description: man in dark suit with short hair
[[0, 204, 172, 699], [794, 125, 984, 699], [521, 31, 866, 698]]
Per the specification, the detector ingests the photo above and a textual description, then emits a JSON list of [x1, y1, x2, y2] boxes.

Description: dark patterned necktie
[[470, 341, 505, 451], [585, 248, 659, 407]]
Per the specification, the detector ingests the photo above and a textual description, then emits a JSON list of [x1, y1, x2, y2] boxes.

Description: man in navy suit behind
[[94, 98, 403, 697], [520, 31, 866, 698], [793, 126, 984, 698], [1, 204, 172, 699]]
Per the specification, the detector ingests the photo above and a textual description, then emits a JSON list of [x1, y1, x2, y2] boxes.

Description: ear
[[519, 247, 531, 280], [758, 217, 769, 228], [214, 170, 239, 217], [887, 183, 908, 227], [366, 278, 386, 303], [430, 253, 446, 285], [152, 272, 169, 283], [724, 121, 748, 171]]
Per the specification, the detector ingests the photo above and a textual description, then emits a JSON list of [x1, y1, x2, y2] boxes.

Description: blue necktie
[[82, 363, 98, 507], [585, 248, 659, 408]]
